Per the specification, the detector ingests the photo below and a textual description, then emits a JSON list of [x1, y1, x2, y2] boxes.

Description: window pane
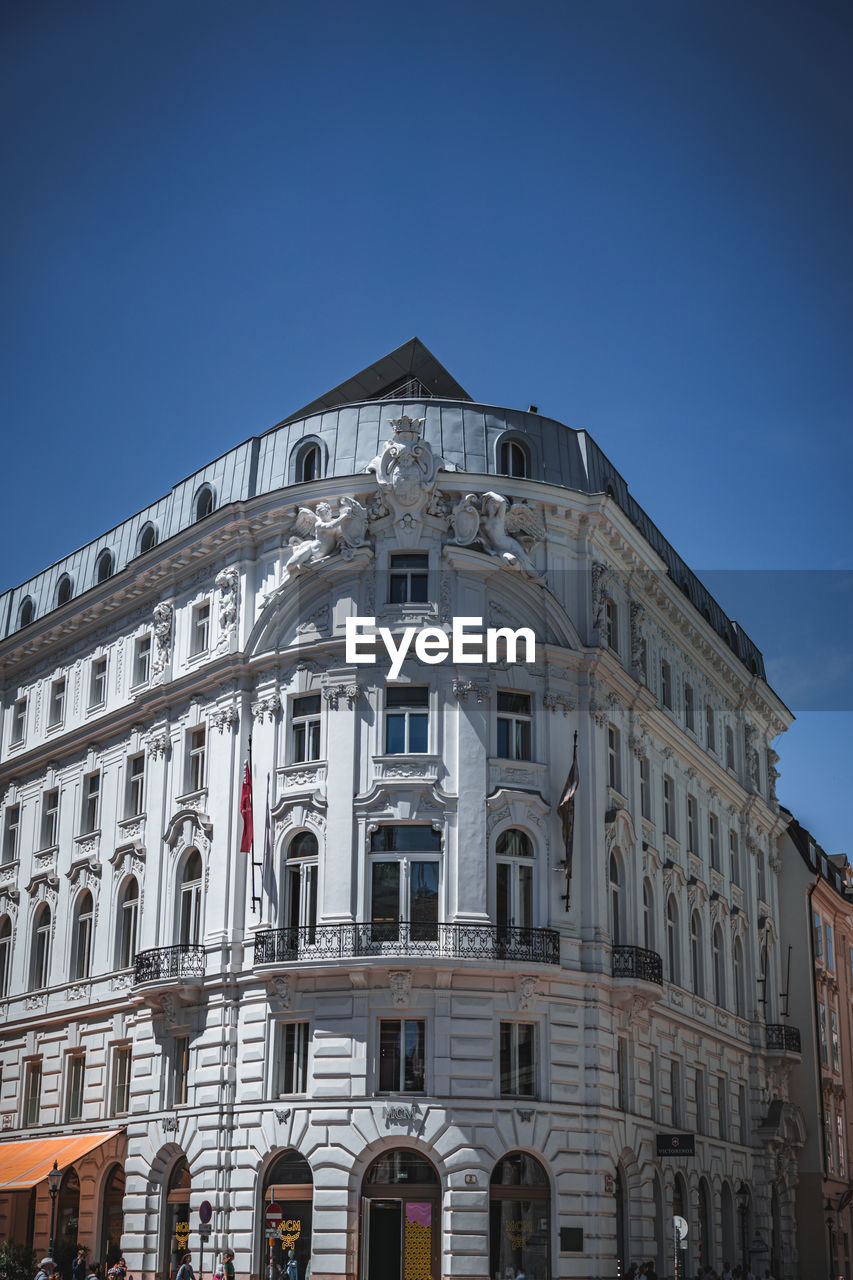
[[389, 575, 407, 604], [518, 865, 533, 930], [497, 719, 510, 758], [386, 714, 406, 754], [410, 574, 429, 603], [496, 863, 510, 930], [404, 1020, 425, 1092], [514, 720, 531, 760], [370, 826, 442, 853], [379, 1021, 401, 1091], [499, 1023, 514, 1094], [408, 713, 428, 753], [371, 862, 400, 938], [410, 862, 438, 940], [497, 692, 530, 714], [516, 1024, 535, 1096]]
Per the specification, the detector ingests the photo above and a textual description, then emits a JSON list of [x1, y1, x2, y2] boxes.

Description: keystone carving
[[389, 971, 412, 1008]]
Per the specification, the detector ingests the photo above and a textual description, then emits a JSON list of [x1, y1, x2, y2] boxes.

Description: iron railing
[[254, 921, 560, 966], [765, 1023, 801, 1053], [134, 944, 206, 985], [611, 944, 664, 987]]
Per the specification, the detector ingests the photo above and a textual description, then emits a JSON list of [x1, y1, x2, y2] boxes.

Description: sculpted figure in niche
[[274, 497, 369, 591]]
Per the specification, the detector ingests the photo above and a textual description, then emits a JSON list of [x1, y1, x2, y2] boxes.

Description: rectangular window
[[670, 1059, 682, 1128], [684, 683, 695, 732], [640, 757, 651, 821], [385, 686, 429, 754], [838, 1113, 847, 1178], [830, 1007, 841, 1072], [739, 1083, 748, 1145], [819, 1001, 829, 1067], [605, 598, 618, 652], [277, 1022, 310, 1095], [709, 814, 720, 871], [718, 1076, 728, 1141], [48, 677, 66, 727], [187, 727, 206, 792], [3, 806, 19, 864], [388, 553, 429, 604], [725, 725, 735, 770], [171, 1036, 190, 1106], [291, 694, 321, 763], [11, 697, 26, 745], [729, 830, 739, 885], [814, 911, 824, 961], [826, 923, 835, 972], [686, 795, 697, 854], [695, 1067, 706, 1134], [112, 1046, 132, 1116], [23, 1060, 42, 1127], [496, 691, 532, 761], [90, 657, 107, 708], [660, 659, 672, 710], [663, 776, 675, 839], [616, 1036, 629, 1112], [191, 602, 210, 656], [826, 1110, 836, 1175], [499, 1022, 536, 1097], [607, 725, 621, 792], [42, 789, 59, 849], [82, 772, 100, 834], [133, 634, 152, 686], [66, 1053, 85, 1122], [705, 704, 715, 752], [378, 1019, 425, 1093], [126, 754, 145, 817]]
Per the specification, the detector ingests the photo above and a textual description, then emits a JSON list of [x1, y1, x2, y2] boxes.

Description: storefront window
[[262, 1151, 313, 1280], [489, 1153, 550, 1280]]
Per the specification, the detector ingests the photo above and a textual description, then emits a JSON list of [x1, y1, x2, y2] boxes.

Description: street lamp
[[47, 1160, 61, 1257], [736, 1182, 750, 1272]]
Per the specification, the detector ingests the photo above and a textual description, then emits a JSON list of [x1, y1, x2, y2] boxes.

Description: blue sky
[[2, 0, 851, 851]]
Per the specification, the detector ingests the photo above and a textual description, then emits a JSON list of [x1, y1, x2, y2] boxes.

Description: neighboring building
[[0, 340, 800, 1280], [779, 813, 853, 1280]]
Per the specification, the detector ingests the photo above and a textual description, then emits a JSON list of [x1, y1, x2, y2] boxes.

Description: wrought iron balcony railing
[[134, 944, 206, 985], [765, 1023, 801, 1053], [611, 944, 664, 987], [254, 921, 561, 966]]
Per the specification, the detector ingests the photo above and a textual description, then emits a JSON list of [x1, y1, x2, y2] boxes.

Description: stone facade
[[0, 345, 800, 1280]]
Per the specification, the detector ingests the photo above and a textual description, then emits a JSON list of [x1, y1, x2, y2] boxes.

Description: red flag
[[239, 760, 253, 853]]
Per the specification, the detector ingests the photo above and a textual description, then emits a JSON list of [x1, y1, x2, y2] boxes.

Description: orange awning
[[0, 1131, 123, 1190]]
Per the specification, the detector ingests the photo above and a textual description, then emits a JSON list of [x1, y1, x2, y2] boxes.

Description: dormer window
[[295, 441, 322, 483], [499, 439, 528, 479], [138, 523, 157, 554], [56, 575, 72, 606], [194, 485, 214, 521], [18, 597, 34, 628], [95, 550, 113, 584]]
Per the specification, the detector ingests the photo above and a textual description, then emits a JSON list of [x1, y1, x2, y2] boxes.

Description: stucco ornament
[[151, 602, 173, 680], [366, 416, 444, 532], [215, 567, 239, 649], [273, 498, 369, 592], [450, 491, 544, 581], [389, 970, 412, 1008]]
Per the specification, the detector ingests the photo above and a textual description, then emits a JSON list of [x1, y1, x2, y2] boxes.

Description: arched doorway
[[489, 1152, 550, 1280], [361, 1149, 439, 1280], [55, 1168, 80, 1275], [162, 1157, 191, 1280], [260, 1151, 313, 1280], [100, 1164, 125, 1269]]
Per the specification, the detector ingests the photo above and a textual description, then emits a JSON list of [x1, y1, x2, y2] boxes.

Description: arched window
[[499, 437, 529, 478], [713, 924, 726, 1007], [117, 878, 139, 969], [733, 935, 745, 1017], [100, 1165, 125, 1271], [496, 828, 534, 935], [56, 575, 72, 607], [18, 597, 34, 628], [294, 440, 322, 484], [0, 916, 11, 998], [179, 851, 203, 946], [138, 523, 157, 554], [643, 880, 655, 952], [72, 890, 94, 980], [490, 1153, 549, 1279], [57, 1167, 80, 1251], [691, 910, 704, 997], [95, 550, 113, 584], [610, 852, 622, 946], [31, 903, 51, 990], [194, 485, 214, 521], [262, 1151, 314, 1280], [285, 832, 318, 944], [163, 1157, 191, 1280], [363, 1150, 439, 1280], [666, 896, 680, 985]]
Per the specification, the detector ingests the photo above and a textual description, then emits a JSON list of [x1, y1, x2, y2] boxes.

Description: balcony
[[133, 942, 206, 988], [612, 945, 664, 986], [254, 921, 561, 967], [765, 1023, 802, 1054]]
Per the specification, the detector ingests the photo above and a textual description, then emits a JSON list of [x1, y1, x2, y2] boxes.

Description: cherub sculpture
[[450, 491, 544, 580], [276, 497, 369, 590]]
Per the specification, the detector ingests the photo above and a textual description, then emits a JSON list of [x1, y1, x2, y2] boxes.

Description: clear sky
[[2, 1, 851, 852]]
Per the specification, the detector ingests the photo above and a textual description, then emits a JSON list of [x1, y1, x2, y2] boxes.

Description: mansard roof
[[0, 339, 768, 682]]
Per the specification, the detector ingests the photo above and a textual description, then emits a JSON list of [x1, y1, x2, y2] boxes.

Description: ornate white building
[[0, 340, 803, 1280]]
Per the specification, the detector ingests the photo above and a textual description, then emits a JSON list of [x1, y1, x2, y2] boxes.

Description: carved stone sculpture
[[151, 602, 173, 679], [272, 498, 369, 592], [215, 567, 239, 649], [389, 971, 412, 1009], [450, 492, 544, 580], [366, 416, 444, 533]]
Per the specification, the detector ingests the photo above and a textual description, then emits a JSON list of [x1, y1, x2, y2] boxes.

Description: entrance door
[[367, 1202, 401, 1277], [360, 1150, 439, 1280]]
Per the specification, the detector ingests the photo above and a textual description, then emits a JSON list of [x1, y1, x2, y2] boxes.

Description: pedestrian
[[176, 1256, 195, 1280], [221, 1253, 234, 1280], [72, 1249, 88, 1280], [35, 1260, 55, 1280], [722, 1265, 733, 1280], [646, 1263, 658, 1280]]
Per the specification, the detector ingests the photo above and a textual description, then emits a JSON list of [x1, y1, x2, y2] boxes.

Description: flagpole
[[248, 734, 260, 914]]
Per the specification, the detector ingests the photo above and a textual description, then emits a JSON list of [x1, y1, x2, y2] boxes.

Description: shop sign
[[175, 1221, 190, 1250], [656, 1133, 695, 1157]]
